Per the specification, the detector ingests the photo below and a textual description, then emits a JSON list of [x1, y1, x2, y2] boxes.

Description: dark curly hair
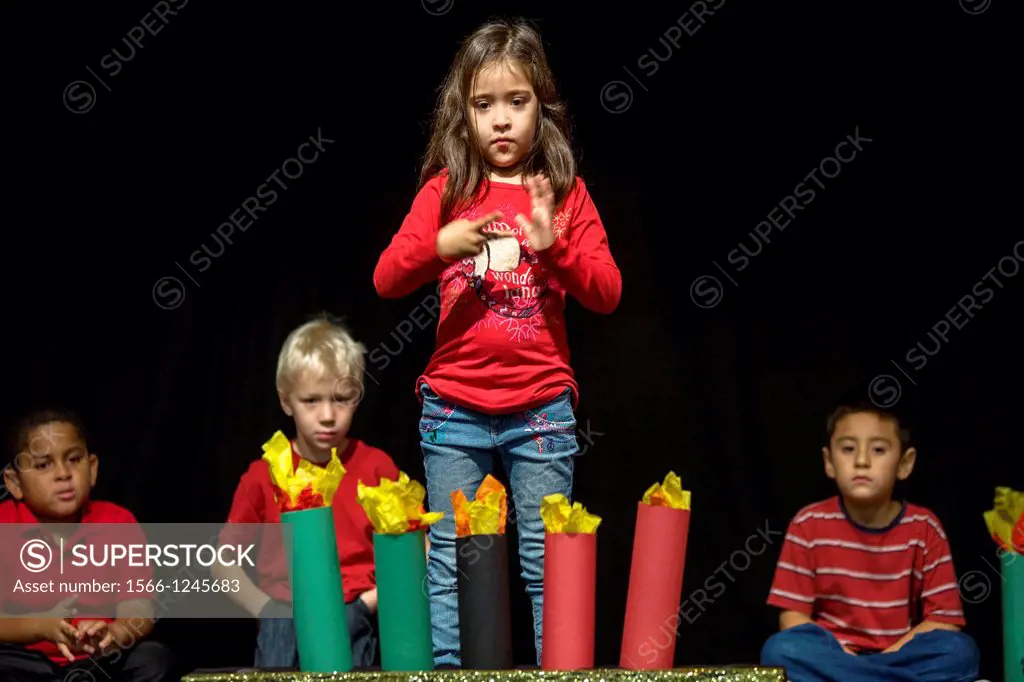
[[7, 407, 88, 471]]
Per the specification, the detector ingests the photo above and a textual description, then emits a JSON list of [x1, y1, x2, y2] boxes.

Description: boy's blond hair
[[275, 315, 367, 395]]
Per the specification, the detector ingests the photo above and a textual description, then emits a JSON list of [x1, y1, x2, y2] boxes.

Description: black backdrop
[[3, 0, 1021, 678]]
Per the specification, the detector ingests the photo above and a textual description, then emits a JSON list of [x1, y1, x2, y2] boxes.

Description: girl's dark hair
[[419, 18, 576, 223]]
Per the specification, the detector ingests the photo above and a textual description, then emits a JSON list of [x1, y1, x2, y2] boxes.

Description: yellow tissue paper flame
[[452, 474, 507, 536], [356, 471, 444, 534], [641, 471, 692, 510], [985, 486, 1024, 554], [261, 431, 345, 511], [994, 487, 1024, 525], [540, 494, 601, 534]]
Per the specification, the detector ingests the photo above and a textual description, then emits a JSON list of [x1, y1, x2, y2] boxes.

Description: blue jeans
[[419, 383, 577, 667], [255, 599, 377, 669], [760, 623, 980, 682]]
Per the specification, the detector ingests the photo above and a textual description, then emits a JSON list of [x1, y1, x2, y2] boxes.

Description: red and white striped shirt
[[766, 496, 966, 652]]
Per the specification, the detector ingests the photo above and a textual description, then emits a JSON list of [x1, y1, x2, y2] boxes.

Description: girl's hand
[[515, 173, 555, 251], [436, 211, 512, 261]]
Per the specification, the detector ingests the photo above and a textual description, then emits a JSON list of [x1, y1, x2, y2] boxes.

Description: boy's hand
[[34, 617, 83, 662], [40, 595, 79, 620], [358, 588, 378, 615], [515, 174, 555, 252], [882, 634, 914, 653], [75, 620, 121, 655], [436, 211, 511, 261]]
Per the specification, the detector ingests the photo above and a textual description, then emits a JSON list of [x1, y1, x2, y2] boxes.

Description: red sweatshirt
[[223, 437, 399, 604], [373, 172, 621, 414]]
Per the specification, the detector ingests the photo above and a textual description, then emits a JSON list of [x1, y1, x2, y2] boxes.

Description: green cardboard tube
[[1003, 550, 1024, 682], [374, 530, 434, 670], [281, 506, 353, 672]]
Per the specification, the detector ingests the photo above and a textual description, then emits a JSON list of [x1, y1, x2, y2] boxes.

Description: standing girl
[[373, 18, 621, 666]]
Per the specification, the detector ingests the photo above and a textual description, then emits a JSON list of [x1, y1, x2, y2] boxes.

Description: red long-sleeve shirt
[[373, 172, 621, 414]]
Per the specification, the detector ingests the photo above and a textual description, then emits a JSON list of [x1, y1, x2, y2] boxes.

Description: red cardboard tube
[[619, 502, 691, 669], [541, 532, 597, 669]]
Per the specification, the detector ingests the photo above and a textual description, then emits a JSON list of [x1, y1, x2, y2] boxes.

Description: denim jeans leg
[[346, 598, 378, 668], [255, 618, 297, 669], [761, 623, 919, 682], [419, 383, 496, 667], [875, 630, 980, 682], [498, 388, 577, 665]]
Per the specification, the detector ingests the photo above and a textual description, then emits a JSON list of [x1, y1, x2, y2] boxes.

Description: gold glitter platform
[[181, 669, 786, 682]]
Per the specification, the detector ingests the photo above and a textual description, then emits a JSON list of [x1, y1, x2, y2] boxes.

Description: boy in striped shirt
[[760, 401, 980, 682]]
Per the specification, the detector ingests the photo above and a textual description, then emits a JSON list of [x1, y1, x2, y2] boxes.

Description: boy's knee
[[760, 628, 808, 667], [761, 623, 832, 667], [931, 631, 980, 674]]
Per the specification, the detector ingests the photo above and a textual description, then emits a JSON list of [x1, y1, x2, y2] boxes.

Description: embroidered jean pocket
[[522, 389, 578, 454], [419, 384, 457, 435]]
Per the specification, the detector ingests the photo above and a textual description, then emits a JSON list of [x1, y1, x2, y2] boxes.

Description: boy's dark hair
[[825, 400, 913, 452], [7, 407, 88, 472], [419, 17, 576, 223]]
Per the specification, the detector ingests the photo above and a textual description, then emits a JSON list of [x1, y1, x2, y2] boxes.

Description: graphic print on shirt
[[441, 203, 571, 343]]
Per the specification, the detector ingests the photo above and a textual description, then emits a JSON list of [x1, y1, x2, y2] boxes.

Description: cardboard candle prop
[[263, 431, 351, 672], [357, 472, 443, 671], [985, 486, 1024, 682], [452, 474, 512, 669], [620, 471, 692, 669], [539, 493, 601, 670]]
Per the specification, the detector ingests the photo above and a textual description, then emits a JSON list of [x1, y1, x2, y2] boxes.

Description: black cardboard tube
[[456, 534, 513, 668]]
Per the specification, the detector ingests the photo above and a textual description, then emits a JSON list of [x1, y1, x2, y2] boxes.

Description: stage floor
[[181, 668, 786, 682]]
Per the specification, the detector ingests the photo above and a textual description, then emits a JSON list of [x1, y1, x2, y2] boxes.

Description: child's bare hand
[[514, 173, 555, 251], [41, 595, 79, 620], [76, 619, 117, 654], [436, 211, 512, 260], [34, 617, 83, 661], [358, 587, 378, 615]]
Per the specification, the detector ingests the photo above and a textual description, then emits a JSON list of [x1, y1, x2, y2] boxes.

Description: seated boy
[[760, 400, 980, 682], [0, 408, 174, 682], [215, 316, 400, 669]]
